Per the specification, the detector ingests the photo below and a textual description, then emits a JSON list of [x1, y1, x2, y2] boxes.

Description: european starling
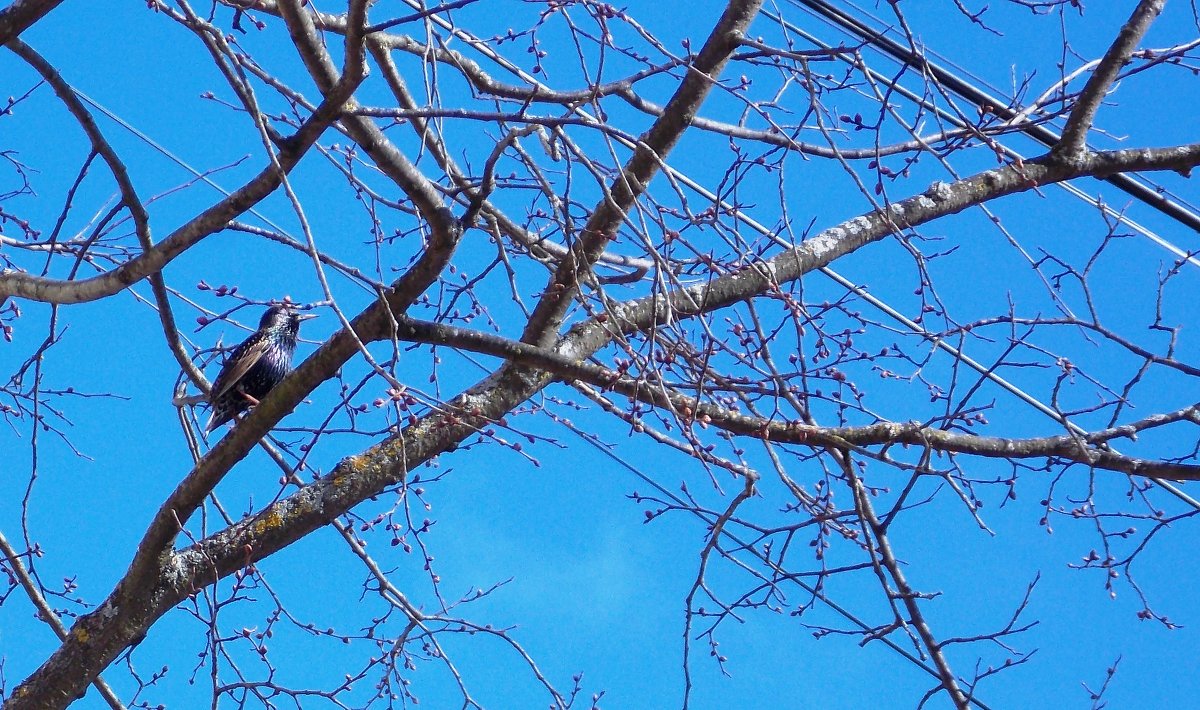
[[205, 304, 316, 433]]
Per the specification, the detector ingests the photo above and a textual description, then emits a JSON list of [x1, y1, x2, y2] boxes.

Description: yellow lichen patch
[[72, 626, 90, 643], [342, 455, 368, 473], [330, 458, 364, 487], [250, 509, 284, 537]]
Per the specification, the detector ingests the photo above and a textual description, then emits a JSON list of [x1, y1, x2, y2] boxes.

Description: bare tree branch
[[0, 0, 66, 44], [1054, 0, 1166, 158]]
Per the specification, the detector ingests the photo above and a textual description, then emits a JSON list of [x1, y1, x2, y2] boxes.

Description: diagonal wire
[[836, 0, 1200, 220], [769, 3, 1200, 269], [765, 1, 1200, 509], [71, 89, 289, 232], [787, 0, 1200, 241]]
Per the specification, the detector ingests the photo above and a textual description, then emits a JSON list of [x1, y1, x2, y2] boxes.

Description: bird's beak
[[296, 313, 318, 321]]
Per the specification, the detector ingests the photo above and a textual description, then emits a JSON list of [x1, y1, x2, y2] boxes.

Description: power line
[[763, 2, 1200, 510], [789, 0, 1200, 237], [837, 0, 1200, 221], [766, 4, 1200, 269]]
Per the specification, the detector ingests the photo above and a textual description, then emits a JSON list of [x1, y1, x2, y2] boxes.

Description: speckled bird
[[205, 304, 316, 433]]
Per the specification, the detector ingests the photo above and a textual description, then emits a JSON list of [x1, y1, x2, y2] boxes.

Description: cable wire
[[763, 2, 1200, 509]]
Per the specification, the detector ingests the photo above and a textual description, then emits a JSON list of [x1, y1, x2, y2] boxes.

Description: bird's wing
[[209, 337, 268, 402]]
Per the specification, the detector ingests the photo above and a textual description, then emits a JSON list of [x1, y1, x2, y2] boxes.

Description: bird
[[205, 304, 317, 433]]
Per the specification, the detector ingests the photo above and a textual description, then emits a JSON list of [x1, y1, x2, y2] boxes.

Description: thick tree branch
[[0, 0, 65, 44], [388, 316, 1200, 481], [519, 0, 766, 346], [0, 80, 359, 304], [1054, 0, 1165, 158]]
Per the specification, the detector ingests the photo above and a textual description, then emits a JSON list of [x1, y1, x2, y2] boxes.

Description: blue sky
[[3, 1, 1200, 708]]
